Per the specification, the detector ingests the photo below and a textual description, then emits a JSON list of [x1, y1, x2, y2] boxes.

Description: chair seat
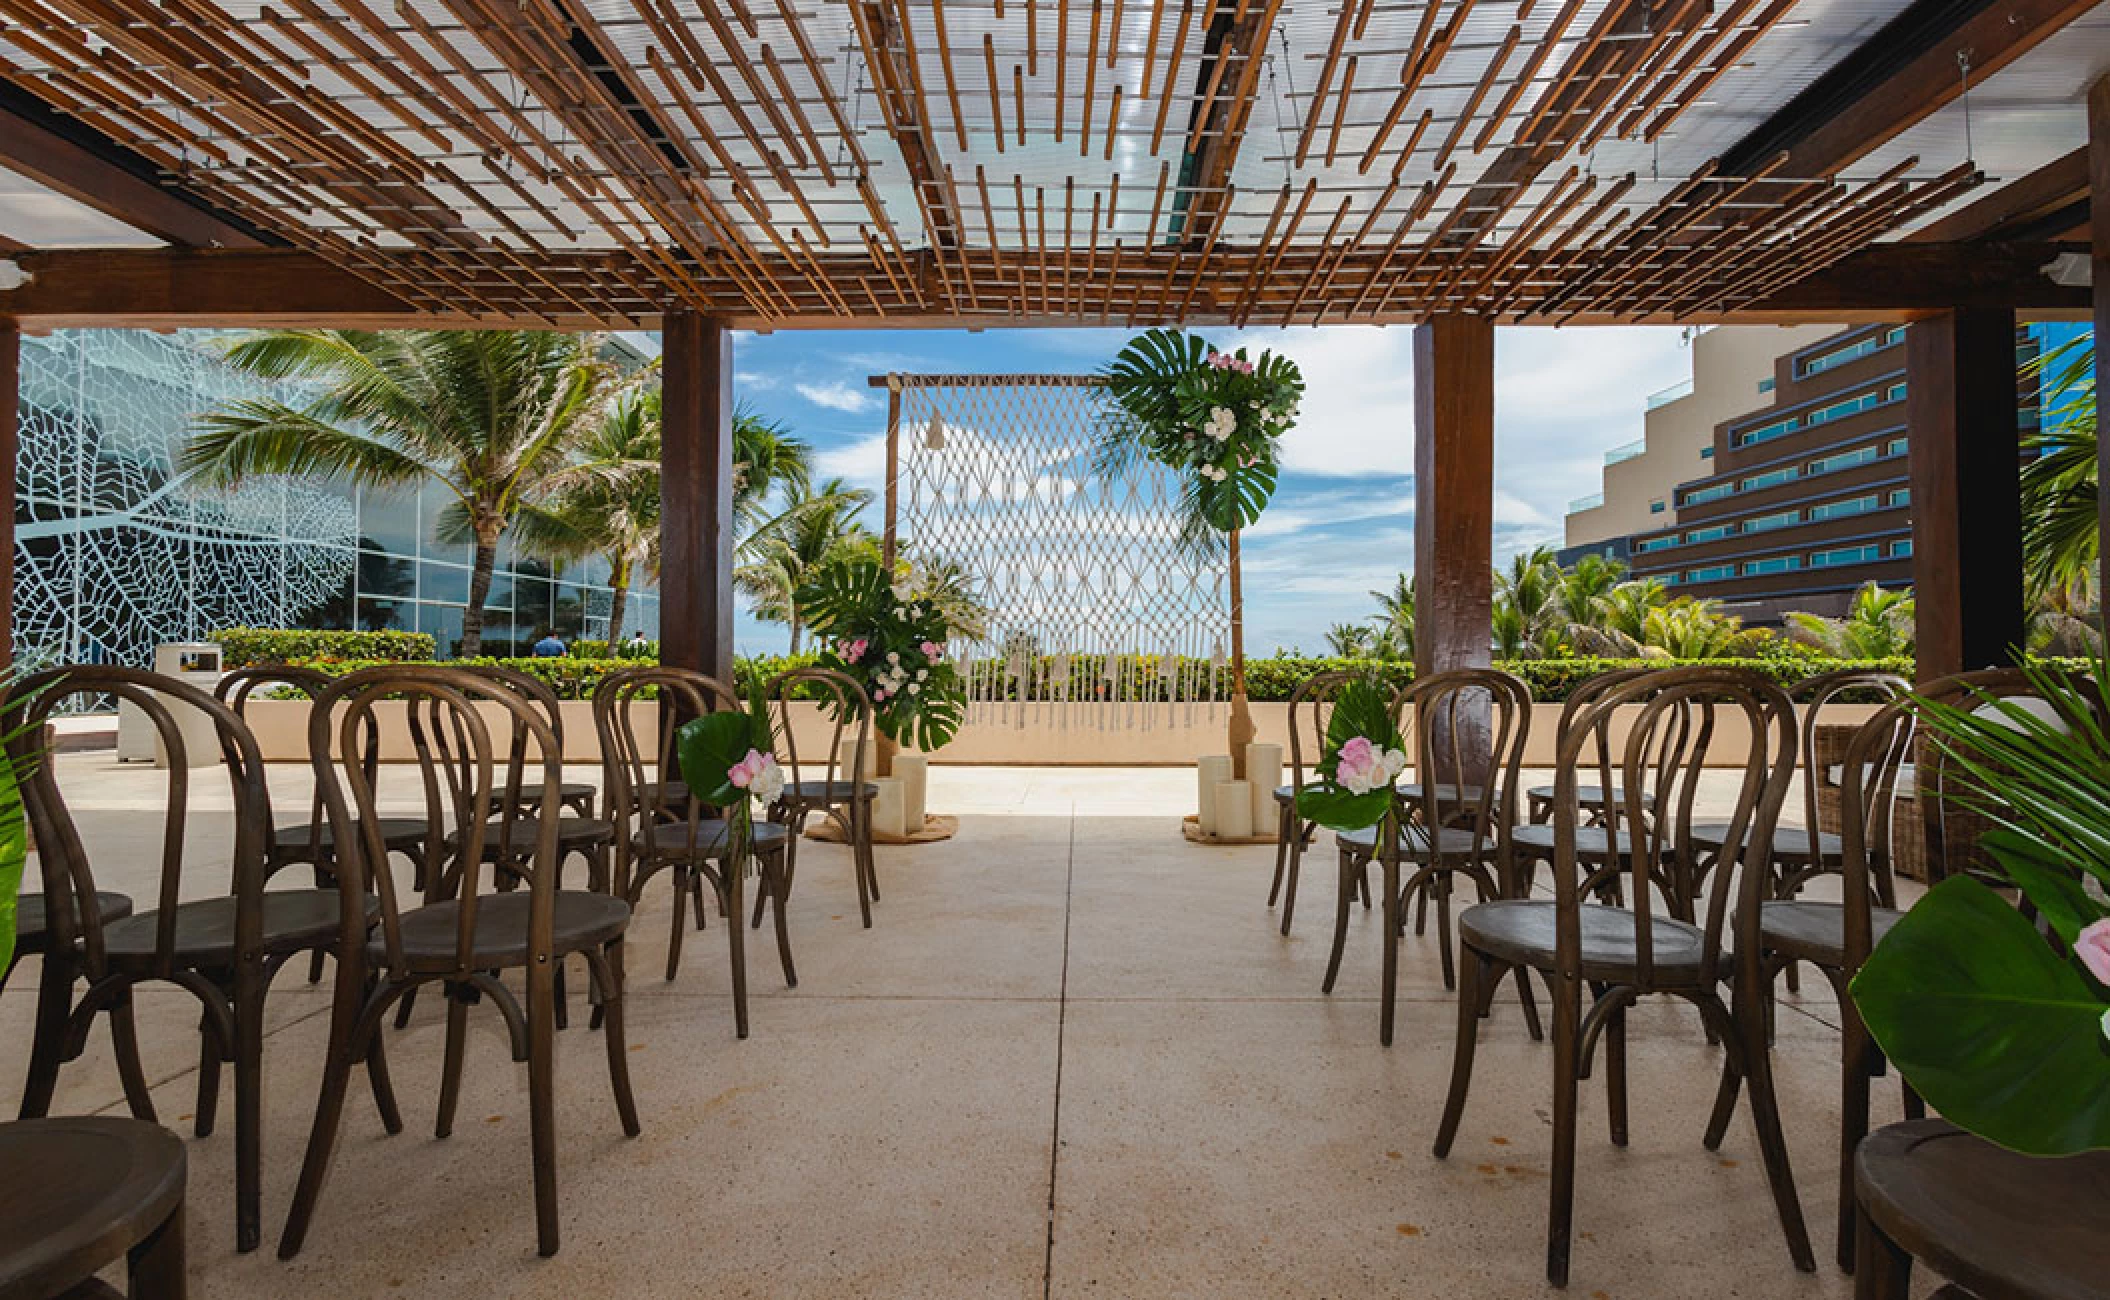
[[488, 781, 597, 809], [1335, 824, 1495, 860], [447, 816, 615, 855], [377, 891, 632, 971], [1460, 899, 1715, 985], [781, 779, 878, 804], [634, 819, 790, 859], [1759, 899, 1905, 967], [1688, 822, 1841, 860], [1511, 823, 1654, 860], [1527, 783, 1641, 809], [11, 891, 134, 954], [101, 891, 375, 966], [275, 817, 429, 854]]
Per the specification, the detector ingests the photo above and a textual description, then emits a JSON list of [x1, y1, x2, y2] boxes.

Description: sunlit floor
[[1, 757, 1921, 1298]]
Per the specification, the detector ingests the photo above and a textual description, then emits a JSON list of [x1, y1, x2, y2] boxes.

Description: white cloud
[[734, 370, 780, 391], [795, 380, 879, 414]]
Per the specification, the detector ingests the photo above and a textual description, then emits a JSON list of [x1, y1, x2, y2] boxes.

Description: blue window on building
[[1683, 482, 1736, 506], [1685, 524, 1735, 544], [1797, 328, 1904, 379], [1810, 545, 1881, 569], [1743, 556, 1802, 576], [1635, 536, 1678, 554], [1892, 539, 1914, 558], [1733, 417, 1800, 449], [1744, 510, 1800, 534], [1686, 564, 1736, 583], [1741, 467, 1797, 492], [1805, 390, 1885, 427], [1807, 445, 1878, 476], [1809, 494, 1881, 522], [1700, 446, 1715, 458], [1649, 500, 1666, 514]]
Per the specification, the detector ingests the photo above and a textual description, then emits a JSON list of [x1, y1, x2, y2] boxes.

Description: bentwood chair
[[453, 664, 616, 893], [8, 667, 395, 1254], [1434, 666, 1815, 1287], [763, 666, 879, 929], [467, 664, 601, 818], [1523, 668, 1653, 825], [1268, 669, 1360, 935], [594, 667, 794, 1038], [1327, 669, 1533, 1045], [279, 666, 638, 1259]]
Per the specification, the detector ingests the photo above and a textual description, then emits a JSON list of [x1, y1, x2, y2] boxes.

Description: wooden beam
[[1908, 308, 2024, 680], [1413, 314, 1495, 677], [1721, 0, 2099, 183], [1907, 147, 2089, 244], [1746, 240, 2089, 315], [659, 312, 736, 688], [0, 320, 15, 667], [0, 84, 271, 248], [2092, 75, 2109, 621]]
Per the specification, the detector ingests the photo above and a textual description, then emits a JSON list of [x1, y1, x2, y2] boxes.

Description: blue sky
[[724, 325, 1700, 655]]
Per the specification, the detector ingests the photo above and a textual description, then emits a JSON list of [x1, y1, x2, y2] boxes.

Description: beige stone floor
[[0, 757, 1927, 1299]]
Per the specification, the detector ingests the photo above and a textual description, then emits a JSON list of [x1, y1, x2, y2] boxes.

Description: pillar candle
[[870, 777, 908, 839], [892, 753, 928, 831], [1214, 780, 1254, 839], [1197, 755, 1233, 832], [1244, 742, 1283, 833]]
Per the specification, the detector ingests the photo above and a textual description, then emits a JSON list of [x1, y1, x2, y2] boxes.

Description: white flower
[[908, 683, 921, 695], [751, 757, 785, 805], [887, 651, 900, 664], [1383, 748, 1408, 778], [917, 668, 929, 680]]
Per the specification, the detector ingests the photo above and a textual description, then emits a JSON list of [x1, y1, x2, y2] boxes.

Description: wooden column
[[2091, 74, 2109, 615], [658, 312, 735, 688], [1412, 315, 1495, 675], [0, 320, 16, 669], [1907, 308, 2024, 679]]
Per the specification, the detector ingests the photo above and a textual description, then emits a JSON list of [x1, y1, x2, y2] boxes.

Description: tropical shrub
[[214, 627, 434, 666], [795, 555, 967, 751]]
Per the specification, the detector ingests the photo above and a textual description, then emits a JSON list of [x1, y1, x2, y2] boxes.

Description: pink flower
[[2077, 918, 2110, 985], [921, 640, 941, 660], [842, 638, 868, 663], [1334, 735, 1408, 796]]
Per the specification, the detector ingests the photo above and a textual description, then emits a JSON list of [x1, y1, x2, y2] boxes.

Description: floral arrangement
[[1851, 653, 2110, 1155], [674, 687, 783, 875], [1101, 328, 1304, 531], [796, 554, 968, 752], [1294, 677, 1409, 832]]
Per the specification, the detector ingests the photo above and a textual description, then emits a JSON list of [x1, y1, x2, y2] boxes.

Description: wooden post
[[881, 377, 901, 568], [1227, 526, 1253, 779], [0, 319, 15, 669], [659, 312, 736, 690], [1412, 315, 1495, 782], [1413, 315, 1495, 675], [2091, 75, 2109, 616], [1907, 308, 2025, 680]]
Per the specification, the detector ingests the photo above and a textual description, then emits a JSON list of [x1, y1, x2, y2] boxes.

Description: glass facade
[[13, 329, 657, 672]]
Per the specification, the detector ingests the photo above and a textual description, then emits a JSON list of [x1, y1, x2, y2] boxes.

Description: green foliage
[[0, 745, 25, 979], [280, 654, 645, 699], [1099, 328, 1303, 534], [214, 627, 434, 666], [733, 476, 875, 652], [1295, 678, 1404, 831], [1786, 583, 1915, 657], [673, 689, 773, 806], [2018, 336, 2098, 600], [1852, 651, 2110, 1154], [796, 554, 968, 752]]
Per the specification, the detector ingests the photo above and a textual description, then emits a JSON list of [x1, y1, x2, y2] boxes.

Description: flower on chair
[[1295, 677, 1408, 832], [727, 748, 786, 806]]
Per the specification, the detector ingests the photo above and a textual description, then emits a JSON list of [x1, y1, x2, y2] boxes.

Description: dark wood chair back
[[309, 665, 564, 980], [1284, 669, 1360, 796], [6, 666, 269, 984], [1788, 667, 1909, 848], [1827, 695, 1921, 977], [1392, 667, 1532, 886], [765, 666, 871, 794], [1557, 665, 1797, 988], [591, 666, 741, 880], [216, 665, 361, 870]]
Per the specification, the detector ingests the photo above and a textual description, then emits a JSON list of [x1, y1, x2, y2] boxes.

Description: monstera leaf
[[888, 685, 965, 752], [1295, 678, 1404, 832], [1196, 458, 1279, 531], [796, 554, 892, 637], [1852, 874, 2110, 1156], [1104, 328, 1212, 432]]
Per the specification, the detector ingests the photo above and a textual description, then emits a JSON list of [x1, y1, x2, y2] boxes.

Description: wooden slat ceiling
[[0, 0, 2027, 327]]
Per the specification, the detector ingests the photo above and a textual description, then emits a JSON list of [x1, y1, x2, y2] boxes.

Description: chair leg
[[860, 796, 881, 903], [393, 985, 419, 1030], [1278, 829, 1305, 936], [1434, 872, 1457, 991], [767, 853, 798, 988], [233, 974, 266, 1253], [278, 954, 374, 1260], [1513, 967, 1544, 1042], [109, 991, 158, 1123], [588, 943, 641, 1137], [1379, 855, 1400, 1047], [18, 951, 76, 1120], [1432, 949, 1487, 1158], [1547, 973, 1583, 1289], [664, 867, 688, 982], [849, 800, 872, 930], [726, 871, 750, 1040], [1837, 1001, 1876, 1272], [194, 1007, 224, 1138], [1321, 849, 1355, 995], [435, 986, 469, 1139], [1717, 989, 1816, 1273], [1852, 1199, 1913, 1300], [362, 1011, 402, 1135], [1268, 802, 1293, 907], [1604, 997, 1629, 1148], [526, 962, 560, 1257]]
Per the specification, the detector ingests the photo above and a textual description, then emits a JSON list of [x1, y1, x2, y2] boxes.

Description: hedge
[[213, 627, 434, 666]]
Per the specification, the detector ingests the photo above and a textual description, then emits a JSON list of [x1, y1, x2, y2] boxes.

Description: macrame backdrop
[[881, 373, 1230, 731]]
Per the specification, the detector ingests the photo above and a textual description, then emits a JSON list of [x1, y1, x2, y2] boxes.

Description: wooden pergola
[[0, 0, 2104, 682]]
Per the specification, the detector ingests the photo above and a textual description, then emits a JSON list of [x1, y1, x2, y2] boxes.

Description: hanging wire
[[1956, 49, 1976, 165], [1270, 26, 1299, 185]]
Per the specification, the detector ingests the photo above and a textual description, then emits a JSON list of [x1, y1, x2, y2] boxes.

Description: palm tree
[[734, 477, 874, 652], [733, 405, 813, 535], [1493, 546, 1563, 658], [1369, 574, 1415, 660], [1326, 622, 1377, 657], [2018, 337, 2098, 598], [1785, 583, 1915, 658], [185, 329, 617, 656], [516, 390, 663, 642], [1557, 552, 1628, 631], [1591, 577, 1671, 648], [1643, 597, 1743, 658]]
